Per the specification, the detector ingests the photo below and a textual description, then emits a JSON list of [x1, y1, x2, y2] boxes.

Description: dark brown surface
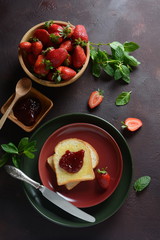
[[0, 0, 160, 239]]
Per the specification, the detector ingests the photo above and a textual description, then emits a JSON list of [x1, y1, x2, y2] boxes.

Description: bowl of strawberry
[[18, 21, 90, 87]]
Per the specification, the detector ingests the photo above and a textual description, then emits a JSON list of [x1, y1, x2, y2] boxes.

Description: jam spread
[[59, 150, 84, 173], [13, 96, 42, 126]]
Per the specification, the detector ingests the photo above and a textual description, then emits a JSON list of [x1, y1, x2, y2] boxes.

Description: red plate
[[38, 123, 123, 208]]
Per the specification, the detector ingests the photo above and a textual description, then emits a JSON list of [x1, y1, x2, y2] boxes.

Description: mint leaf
[[96, 49, 108, 63], [124, 52, 141, 66], [1, 143, 18, 154], [92, 62, 101, 77], [23, 140, 37, 152], [23, 151, 35, 159], [0, 153, 9, 167], [122, 75, 130, 83], [115, 91, 132, 106], [102, 63, 114, 77], [18, 137, 29, 152], [109, 41, 124, 50], [134, 176, 151, 192], [123, 41, 140, 52], [90, 46, 97, 60], [114, 69, 122, 80], [12, 155, 21, 168], [114, 46, 124, 61], [120, 65, 131, 83]]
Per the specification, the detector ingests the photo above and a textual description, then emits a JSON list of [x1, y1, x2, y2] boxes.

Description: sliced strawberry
[[31, 41, 43, 56], [122, 118, 143, 131], [46, 48, 68, 68], [48, 23, 63, 34], [88, 89, 104, 109], [57, 66, 76, 81], [19, 42, 32, 52], [72, 45, 86, 68], [72, 25, 88, 42], [33, 29, 50, 45], [59, 40, 73, 52], [33, 55, 50, 76]]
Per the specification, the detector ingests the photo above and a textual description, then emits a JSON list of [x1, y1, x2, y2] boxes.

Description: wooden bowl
[[18, 21, 90, 87], [1, 87, 53, 132]]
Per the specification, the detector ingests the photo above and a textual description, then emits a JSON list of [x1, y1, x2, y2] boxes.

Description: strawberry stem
[[97, 168, 107, 174]]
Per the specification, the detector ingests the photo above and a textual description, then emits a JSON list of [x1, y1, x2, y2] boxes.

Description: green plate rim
[[21, 113, 133, 228]]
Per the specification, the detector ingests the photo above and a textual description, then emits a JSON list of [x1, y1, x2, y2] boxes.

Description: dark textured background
[[0, 0, 160, 239]]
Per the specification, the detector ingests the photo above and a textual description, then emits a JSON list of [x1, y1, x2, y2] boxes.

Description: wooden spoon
[[0, 77, 32, 129]]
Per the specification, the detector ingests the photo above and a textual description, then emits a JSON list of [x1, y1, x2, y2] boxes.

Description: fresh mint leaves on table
[[134, 176, 151, 192], [115, 91, 132, 106], [0, 137, 37, 168], [90, 41, 140, 83]]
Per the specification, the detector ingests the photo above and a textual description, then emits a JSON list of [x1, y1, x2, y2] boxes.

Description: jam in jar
[[59, 150, 84, 173], [13, 96, 42, 126]]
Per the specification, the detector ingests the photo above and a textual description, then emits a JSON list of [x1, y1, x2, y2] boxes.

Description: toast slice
[[47, 138, 99, 190]]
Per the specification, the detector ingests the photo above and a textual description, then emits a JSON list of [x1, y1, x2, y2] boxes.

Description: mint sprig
[[90, 41, 140, 83], [0, 137, 37, 168]]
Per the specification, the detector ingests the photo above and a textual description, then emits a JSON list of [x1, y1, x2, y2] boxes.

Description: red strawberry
[[33, 29, 50, 45], [50, 32, 63, 44], [72, 45, 86, 68], [61, 24, 75, 38], [27, 53, 37, 66], [57, 66, 76, 81], [47, 71, 54, 81], [31, 41, 43, 56], [59, 40, 73, 52], [63, 54, 72, 66], [46, 48, 68, 68], [72, 25, 88, 42], [48, 23, 63, 34], [88, 89, 104, 109], [34, 55, 49, 76], [19, 42, 32, 52], [96, 168, 111, 189]]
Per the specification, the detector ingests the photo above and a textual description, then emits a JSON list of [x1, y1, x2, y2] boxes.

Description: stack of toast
[[47, 138, 99, 190]]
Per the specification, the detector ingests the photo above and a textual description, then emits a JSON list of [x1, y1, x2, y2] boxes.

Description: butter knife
[[4, 165, 95, 223]]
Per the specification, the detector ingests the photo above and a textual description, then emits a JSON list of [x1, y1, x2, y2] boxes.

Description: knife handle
[[4, 165, 41, 189]]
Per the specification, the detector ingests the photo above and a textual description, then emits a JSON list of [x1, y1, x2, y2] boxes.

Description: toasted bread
[[47, 138, 99, 190]]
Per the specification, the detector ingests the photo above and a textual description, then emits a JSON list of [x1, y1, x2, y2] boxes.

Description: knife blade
[[4, 165, 95, 223]]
